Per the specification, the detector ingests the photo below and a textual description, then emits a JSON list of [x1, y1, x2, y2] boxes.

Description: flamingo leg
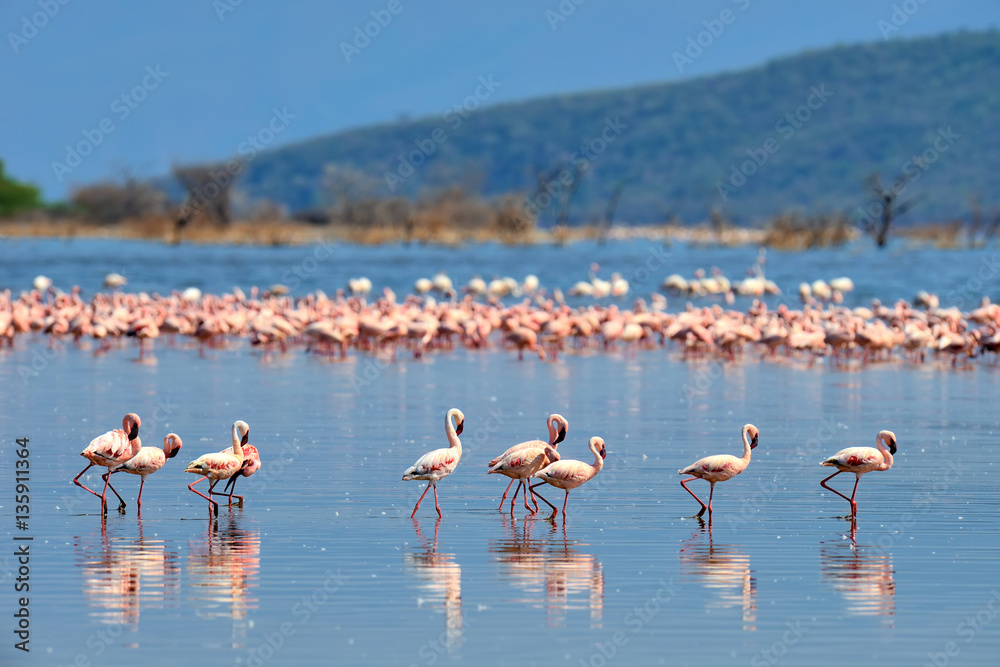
[[522, 479, 536, 513], [820, 471, 856, 515], [528, 483, 558, 513], [213, 475, 243, 507], [509, 480, 522, 514], [100, 471, 127, 514], [432, 483, 442, 517], [136, 476, 146, 513], [561, 490, 570, 518], [849, 475, 861, 516], [73, 463, 104, 500], [188, 477, 220, 517], [498, 478, 516, 511], [411, 482, 433, 518], [708, 482, 716, 516], [680, 477, 708, 517]]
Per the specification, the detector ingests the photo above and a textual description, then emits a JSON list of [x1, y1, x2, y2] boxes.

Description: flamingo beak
[[889, 440, 897, 455], [167, 446, 180, 459], [241, 431, 249, 446], [456, 421, 464, 436], [751, 434, 759, 449], [128, 424, 139, 440], [600, 447, 607, 459], [556, 428, 567, 445]]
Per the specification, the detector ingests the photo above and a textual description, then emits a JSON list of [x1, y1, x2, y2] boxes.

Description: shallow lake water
[[1, 238, 999, 666]]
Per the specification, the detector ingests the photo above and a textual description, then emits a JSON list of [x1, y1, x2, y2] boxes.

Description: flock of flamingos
[[3, 266, 999, 366], [75, 410, 895, 523]]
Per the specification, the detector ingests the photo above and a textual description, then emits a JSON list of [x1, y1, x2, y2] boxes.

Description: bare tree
[[173, 164, 235, 226], [71, 170, 166, 224], [864, 172, 918, 248]]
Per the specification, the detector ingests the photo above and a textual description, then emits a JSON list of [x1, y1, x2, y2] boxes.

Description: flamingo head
[[232, 420, 250, 447], [449, 408, 465, 436], [590, 436, 607, 459], [744, 424, 759, 449], [123, 413, 141, 440], [878, 430, 897, 455], [163, 433, 183, 458], [549, 414, 568, 446]]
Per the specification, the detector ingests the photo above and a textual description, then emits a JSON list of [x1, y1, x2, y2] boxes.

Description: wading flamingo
[[74, 413, 142, 514], [679, 424, 759, 519], [402, 408, 465, 518], [488, 414, 568, 513], [106, 434, 183, 513], [820, 430, 897, 517], [530, 436, 606, 519], [185, 421, 249, 517], [214, 441, 261, 508]]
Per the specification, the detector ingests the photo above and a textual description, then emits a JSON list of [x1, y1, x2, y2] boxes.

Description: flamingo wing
[[114, 447, 165, 475], [822, 446, 882, 468], [404, 447, 460, 479]]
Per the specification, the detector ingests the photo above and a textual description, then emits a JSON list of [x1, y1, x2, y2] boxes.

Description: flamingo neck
[[231, 427, 244, 460], [877, 435, 893, 467], [446, 414, 462, 450], [741, 429, 753, 463], [591, 444, 604, 473], [129, 437, 143, 457]]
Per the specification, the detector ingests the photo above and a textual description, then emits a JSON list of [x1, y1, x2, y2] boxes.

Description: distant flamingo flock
[[6, 268, 1000, 366], [77, 411, 895, 522]]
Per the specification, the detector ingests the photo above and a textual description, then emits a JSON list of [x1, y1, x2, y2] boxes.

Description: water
[[1, 238, 999, 666]]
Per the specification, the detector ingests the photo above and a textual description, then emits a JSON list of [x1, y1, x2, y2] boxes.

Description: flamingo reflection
[[406, 518, 463, 650], [489, 517, 604, 628], [820, 519, 895, 623], [75, 516, 180, 635], [679, 519, 757, 631], [187, 514, 261, 647]]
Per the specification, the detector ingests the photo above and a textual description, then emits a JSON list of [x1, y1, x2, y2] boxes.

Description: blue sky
[[2, 0, 998, 199]]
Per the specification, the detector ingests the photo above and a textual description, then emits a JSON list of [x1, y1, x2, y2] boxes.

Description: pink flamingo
[[678, 424, 759, 519], [106, 433, 183, 514], [215, 442, 261, 508], [488, 414, 568, 513], [530, 436, 606, 519], [74, 413, 142, 514], [820, 430, 897, 517], [185, 421, 249, 517], [402, 408, 465, 518]]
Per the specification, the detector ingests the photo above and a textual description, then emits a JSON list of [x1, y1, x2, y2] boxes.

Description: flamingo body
[[532, 436, 606, 518], [109, 433, 182, 512], [678, 424, 759, 518], [403, 408, 465, 517]]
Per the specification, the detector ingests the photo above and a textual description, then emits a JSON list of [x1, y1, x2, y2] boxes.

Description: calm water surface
[[0, 239, 999, 666]]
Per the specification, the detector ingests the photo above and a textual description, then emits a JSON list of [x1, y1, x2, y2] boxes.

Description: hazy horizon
[[3, 0, 999, 200]]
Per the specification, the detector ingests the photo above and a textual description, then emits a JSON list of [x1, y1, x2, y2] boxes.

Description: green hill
[[228, 30, 1000, 225]]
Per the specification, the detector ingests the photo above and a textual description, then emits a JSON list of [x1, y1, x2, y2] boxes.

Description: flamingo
[[820, 430, 897, 517], [215, 442, 261, 508], [530, 436, 606, 518], [74, 413, 142, 514], [185, 420, 249, 517], [488, 414, 568, 513], [106, 434, 183, 513], [402, 408, 465, 518], [678, 424, 759, 519]]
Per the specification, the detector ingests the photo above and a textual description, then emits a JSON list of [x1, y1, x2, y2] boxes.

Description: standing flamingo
[[74, 413, 142, 514], [185, 421, 249, 517], [488, 414, 568, 513], [215, 441, 261, 508], [530, 436, 606, 518], [678, 424, 759, 519], [820, 430, 897, 517], [106, 434, 183, 514], [402, 408, 465, 518]]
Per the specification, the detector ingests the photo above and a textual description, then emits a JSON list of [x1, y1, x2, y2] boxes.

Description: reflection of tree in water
[[75, 517, 181, 637], [405, 518, 463, 651], [489, 517, 604, 629], [187, 514, 261, 647], [678, 520, 757, 631], [820, 520, 895, 624]]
